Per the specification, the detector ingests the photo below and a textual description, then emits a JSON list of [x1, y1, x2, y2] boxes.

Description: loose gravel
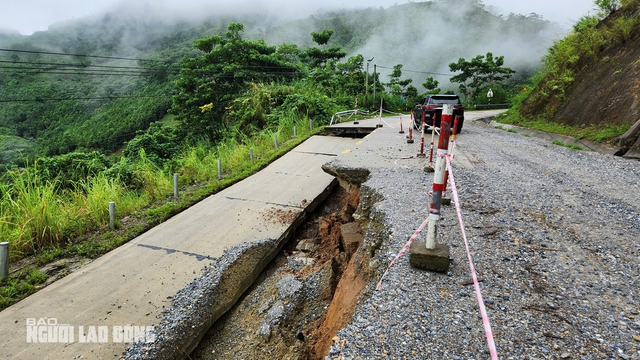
[[329, 121, 640, 359]]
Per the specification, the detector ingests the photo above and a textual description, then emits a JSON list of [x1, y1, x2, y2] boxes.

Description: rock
[[560, 352, 571, 359], [296, 239, 319, 252]]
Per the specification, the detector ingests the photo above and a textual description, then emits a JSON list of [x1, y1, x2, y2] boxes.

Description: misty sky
[[1, 0, 596, 35]]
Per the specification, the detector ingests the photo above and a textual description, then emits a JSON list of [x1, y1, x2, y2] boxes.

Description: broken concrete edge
[[322, 162, 371, 186], [122, 239, 278, 360], [122, 181, 339, 360], [613, 118, 640, 154]]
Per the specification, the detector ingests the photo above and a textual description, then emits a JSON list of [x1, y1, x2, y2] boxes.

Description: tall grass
[[7, 170, 65, 256], [0, 106, 324, 263]]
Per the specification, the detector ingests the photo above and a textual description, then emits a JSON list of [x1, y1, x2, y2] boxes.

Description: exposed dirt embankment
[[519, 7, 640, 157], [553, 31, 640, 129], [190, 182, 376, 359]]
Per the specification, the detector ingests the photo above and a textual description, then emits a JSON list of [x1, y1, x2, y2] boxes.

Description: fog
[[0, 0, 591, 92], [2, 0, 594, 35]]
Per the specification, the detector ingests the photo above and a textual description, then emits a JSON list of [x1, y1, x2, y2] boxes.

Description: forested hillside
[[0, 0, 559, 168]]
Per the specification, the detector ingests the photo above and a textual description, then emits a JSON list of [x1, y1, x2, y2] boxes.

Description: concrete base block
[[409, 241, 450, 272], [399, 130, 405, 134], [417, 153, 427, 158], [442, 197, 451, 205], [377, 124, 384, 128], [407, 139, 414, 144], [424, 166, 434, 173]]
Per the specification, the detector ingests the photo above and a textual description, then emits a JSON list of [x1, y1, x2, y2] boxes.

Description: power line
[[376, 65, 454, 78], [0, 59, 177, 71], [0, 69, 153, 77], [0, 48, 170, 63], [0, 94, 171, 103]]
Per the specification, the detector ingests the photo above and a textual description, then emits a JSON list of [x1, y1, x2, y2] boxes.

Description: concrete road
[[0, 136, 357, 360]]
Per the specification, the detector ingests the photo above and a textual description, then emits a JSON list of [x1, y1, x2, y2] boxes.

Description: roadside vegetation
[[498, 0, 640, 142]]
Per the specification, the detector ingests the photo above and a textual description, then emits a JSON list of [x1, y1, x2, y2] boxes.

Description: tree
[[387, 64, 413, 98], [422, 77, 441, 94], [311, 29, 334, 46], [171, 23, 300, 142], [595, 0, 621, 16], [449, 52, 515, 104], [304, 29, 346, 68]]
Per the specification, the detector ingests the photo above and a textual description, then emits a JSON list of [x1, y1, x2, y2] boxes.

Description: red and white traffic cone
[[399, 109, 405, 134]]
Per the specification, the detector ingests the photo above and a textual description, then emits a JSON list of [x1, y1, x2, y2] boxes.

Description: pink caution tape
[[445, 155, 499, 360], [375, 151, 499, 359], [375, 217, 429, 291]]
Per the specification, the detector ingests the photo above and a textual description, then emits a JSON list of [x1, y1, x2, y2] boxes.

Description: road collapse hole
[[190, 180, 369, 360]]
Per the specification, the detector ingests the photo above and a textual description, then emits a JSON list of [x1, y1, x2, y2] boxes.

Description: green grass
[[497, 112, 629, 143], [552, 140, 584, 150], [0, 268, 48, 308], [0, 113, 325, 310]]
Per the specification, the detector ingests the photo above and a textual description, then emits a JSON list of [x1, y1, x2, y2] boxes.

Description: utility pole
[[365, 61, 369, 107], [373, 64, 377, 103]]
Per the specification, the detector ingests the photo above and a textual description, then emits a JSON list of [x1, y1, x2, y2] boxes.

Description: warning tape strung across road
[[375, 217, 429, 291], [375, 152, 499, 359], [445, 155, 499, 360]]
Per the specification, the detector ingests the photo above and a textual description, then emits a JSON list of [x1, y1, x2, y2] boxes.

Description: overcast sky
[[1, 0, 596, 35]]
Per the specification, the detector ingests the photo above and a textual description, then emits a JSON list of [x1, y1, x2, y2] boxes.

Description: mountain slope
[[0, 0, 562, 166], [516, 1, 640, 156]]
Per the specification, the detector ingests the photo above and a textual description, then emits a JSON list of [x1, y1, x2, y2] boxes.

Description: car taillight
[[425, 105, 437, 110]]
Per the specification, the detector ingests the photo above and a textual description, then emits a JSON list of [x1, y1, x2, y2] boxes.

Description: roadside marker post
[[250, 148, 254, 162], [217, 158, 222, 180], [109, 201, 116, 230], [442, 116, 460, 203], [399, 109, 405, 134], [407, 112, 414, 143], [429, 113, 436, 165], [417, 111, 427, 158], [173, 173, 179, 198], [0, 242, 9, 280], [274, 134, 279, 149], [354, 96, 360, 125], [377, 98, 384, 128], [409, 104, 453, 272]]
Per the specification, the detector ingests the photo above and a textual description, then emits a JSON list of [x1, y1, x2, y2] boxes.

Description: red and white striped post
[[399, 108, 404, 134], [442, 116, 460, 200], [425, 104, 453, 249], [417, 111, 427, 158], [407, 111, 414, 144], [429, 113, 436, 165]]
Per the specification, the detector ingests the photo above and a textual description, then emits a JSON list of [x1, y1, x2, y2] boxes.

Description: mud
[[190, 182, 372, 360]]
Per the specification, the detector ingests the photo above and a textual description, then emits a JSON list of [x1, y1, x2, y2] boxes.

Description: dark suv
[[413, 95, 465, 133]]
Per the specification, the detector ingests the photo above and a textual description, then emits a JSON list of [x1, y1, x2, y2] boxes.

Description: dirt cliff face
[[554, 33, 640, 128]]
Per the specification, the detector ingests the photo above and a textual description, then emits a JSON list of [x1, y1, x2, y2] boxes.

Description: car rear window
[[430, 96, 460, 105]]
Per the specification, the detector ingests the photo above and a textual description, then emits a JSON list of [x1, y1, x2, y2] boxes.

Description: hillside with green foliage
[[0, 0, 560, 169], [502, 0, 640, 147]]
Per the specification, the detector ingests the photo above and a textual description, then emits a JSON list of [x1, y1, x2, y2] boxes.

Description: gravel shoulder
[[329, 119, 640, 359]]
